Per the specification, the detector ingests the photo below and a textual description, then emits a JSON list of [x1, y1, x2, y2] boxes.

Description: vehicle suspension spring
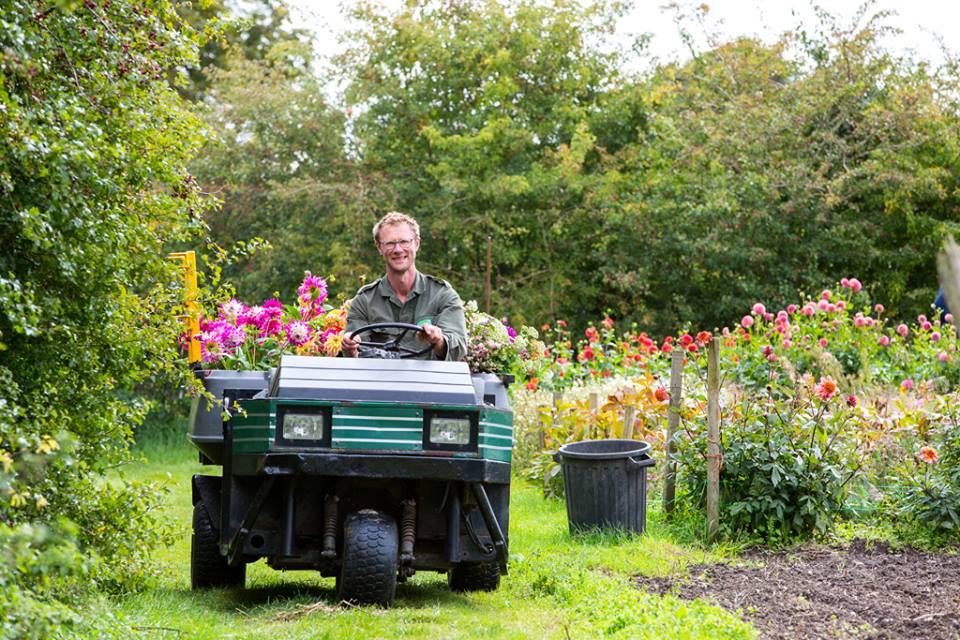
[[321, 494, 338, 559], [399, 498, 416, 564]]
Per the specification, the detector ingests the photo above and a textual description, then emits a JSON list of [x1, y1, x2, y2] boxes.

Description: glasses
[[379, 238, 416, 250]]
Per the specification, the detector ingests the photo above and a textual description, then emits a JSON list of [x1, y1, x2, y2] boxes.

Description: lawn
[[110, 438, 755, 639]]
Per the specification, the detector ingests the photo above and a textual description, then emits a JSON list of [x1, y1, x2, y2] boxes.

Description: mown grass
[[108, 435, 756, 639]]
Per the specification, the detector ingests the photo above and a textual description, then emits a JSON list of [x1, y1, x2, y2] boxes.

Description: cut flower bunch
[[193, 274, 538, 377]]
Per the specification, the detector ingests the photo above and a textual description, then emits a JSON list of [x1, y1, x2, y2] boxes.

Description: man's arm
[[342, 293, 370, 358], [431, 288, 467, 362]]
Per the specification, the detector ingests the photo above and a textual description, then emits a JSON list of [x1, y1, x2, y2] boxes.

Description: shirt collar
[[378, 272, 425, 305]]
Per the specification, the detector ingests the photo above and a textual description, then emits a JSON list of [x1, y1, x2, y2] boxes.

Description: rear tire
[[448, 561, 501, 592], [336, 510, 398, 606], [191, 502, 245, 589]]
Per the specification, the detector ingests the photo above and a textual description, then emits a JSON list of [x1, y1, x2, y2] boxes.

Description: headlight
[[429, 417, 472, 446], [282, 412, 326, 441]]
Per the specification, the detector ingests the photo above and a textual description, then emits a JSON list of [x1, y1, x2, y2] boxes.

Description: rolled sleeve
[[434, 289, 467, 362], [345, 293, 370, 336]]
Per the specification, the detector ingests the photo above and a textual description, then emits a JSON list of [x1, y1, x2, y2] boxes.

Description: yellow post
[[167, 251, 201, 364]]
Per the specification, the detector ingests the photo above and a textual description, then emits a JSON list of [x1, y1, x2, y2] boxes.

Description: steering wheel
[[349, 322, 434, 359]]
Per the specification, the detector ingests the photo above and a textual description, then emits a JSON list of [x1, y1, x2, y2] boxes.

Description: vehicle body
[[187, 348, 512, 605]]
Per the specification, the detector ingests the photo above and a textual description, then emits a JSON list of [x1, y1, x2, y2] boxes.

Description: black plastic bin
[[553, 439, 655, 534]]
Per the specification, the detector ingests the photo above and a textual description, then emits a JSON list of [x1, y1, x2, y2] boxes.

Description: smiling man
[[342, 212, 467, 361]]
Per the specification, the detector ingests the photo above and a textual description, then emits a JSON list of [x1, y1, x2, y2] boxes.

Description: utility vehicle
[[187, 323, 512, 606]]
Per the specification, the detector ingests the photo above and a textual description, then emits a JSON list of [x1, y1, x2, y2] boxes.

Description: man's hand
[[419, 323, 447, 359], [341, 332, 360, 358]]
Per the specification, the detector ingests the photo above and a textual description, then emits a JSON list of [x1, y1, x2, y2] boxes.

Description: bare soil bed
[[634, 540, 960, 639]]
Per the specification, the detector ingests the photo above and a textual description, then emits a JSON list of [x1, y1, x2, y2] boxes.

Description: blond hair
[[373, 212, 420, 244]]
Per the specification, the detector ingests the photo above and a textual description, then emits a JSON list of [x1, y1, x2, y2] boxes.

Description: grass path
[[113, 442, 755, 639]]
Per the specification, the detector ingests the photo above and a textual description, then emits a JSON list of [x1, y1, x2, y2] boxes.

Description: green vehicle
[[187, 323, 512, 606]]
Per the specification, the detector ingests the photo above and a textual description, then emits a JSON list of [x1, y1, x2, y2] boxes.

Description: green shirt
[[346, 272, 467, 362]]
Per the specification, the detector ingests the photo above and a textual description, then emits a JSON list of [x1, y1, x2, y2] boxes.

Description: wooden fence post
[[664, 349, 683, 515], [622, 405, 636, 440], [537, 405, 548, 449], [706, 338, 721, 542], [584, 391, 600, 440]]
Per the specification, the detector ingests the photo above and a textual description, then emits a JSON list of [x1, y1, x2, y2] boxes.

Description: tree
[[340, 0, 638, 324], [172, 0, 309, 101], [590, 7, 960, 333], [193, 40, 383, 301], [0, 2, 209, 633]]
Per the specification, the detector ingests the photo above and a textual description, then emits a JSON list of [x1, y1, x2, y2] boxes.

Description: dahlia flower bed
[[192, 273, 958, 541], [516, 278, 960, 543]]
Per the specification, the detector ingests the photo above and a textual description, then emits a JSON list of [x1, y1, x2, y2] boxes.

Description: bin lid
[[557, 439, 651, 460]]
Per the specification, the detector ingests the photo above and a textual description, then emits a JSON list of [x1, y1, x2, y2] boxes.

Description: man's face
[[377, 223, 420, 275]]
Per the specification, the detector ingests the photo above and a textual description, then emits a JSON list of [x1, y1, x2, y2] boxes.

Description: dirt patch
[[634, 540, 960, 639]]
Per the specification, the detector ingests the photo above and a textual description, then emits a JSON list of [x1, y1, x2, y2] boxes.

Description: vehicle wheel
[[191, 502, 245, 589], [336, 510, 398, 606], [448, 562, 501, 593]]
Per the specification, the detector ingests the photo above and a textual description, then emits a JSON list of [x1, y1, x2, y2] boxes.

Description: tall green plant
[[673, 380, 862, 542], [1, 1, 209, 632]]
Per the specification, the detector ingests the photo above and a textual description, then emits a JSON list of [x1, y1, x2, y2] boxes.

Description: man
[[341, 212, 467, 361]]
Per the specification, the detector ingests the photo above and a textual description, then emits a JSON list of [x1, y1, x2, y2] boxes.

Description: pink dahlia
[[219, 324, 247, 350], [199, 331, 226, 363], [257, 299, 284, 336], [219, 298, 246, 323], [297, 272, 328, 320], [752, 302, 766, 316], [897, 324, 909, 337], [741, 315, 754, 329], [285, 321, 311, 346]]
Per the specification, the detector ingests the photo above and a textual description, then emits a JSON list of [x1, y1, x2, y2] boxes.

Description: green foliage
[[595, 11, 960, 333], [172, 0, 308, 101], [0, 0, 209, 633], [888, 421, 960, 536], [193, 40, 382, 300], [673, 384, 862, 543], [341, 0, 633, 325]]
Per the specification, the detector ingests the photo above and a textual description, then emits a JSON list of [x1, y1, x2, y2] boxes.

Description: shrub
[[887, 419, 960, 536], [672, 380, 862, 542], [1, 1, 208, 634]]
